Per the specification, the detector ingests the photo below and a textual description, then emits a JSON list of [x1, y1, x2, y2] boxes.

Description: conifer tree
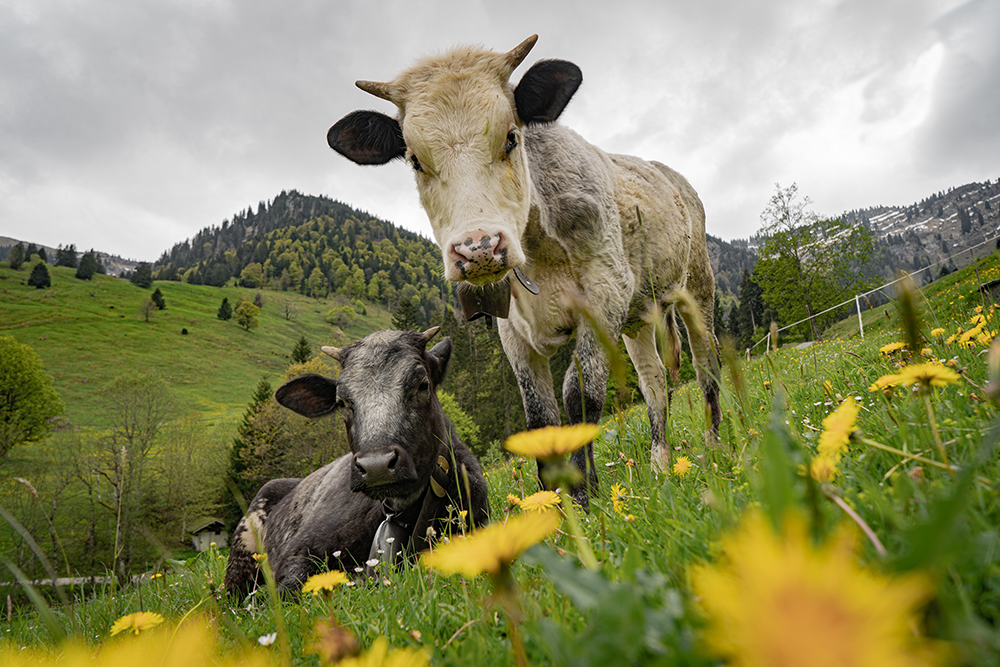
[[291, 335, 311, 364], [130, 262, 153, 288], [391, 298, 420, 331], [151, 287, 166, 310], [56, 244, 78, 268], [76, 251, 98, 280], [217, 297, 233, 320], [28, 262, 51, 289], [222, 377, 273, 528]]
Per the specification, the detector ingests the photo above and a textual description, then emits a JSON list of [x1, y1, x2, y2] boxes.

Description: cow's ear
[[328, 110, 406, 165], [514, 59, 582, 124], [427, 337, 452, 386], [275, 374, 339, 418]]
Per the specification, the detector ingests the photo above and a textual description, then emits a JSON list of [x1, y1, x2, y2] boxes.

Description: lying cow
[[327, 35, 721, 503], [224, 327, 489, 598]]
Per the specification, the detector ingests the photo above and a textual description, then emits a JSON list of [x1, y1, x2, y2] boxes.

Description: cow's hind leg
[[623, 323, 671, 471], [676, 291, 722, 438]]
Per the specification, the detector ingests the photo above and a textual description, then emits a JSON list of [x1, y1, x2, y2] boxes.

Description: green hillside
[[0, 264, 391, 431]]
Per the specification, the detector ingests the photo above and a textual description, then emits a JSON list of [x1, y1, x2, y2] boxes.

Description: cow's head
[[275, 328, 452, 507], [327, 35, 581, 287]]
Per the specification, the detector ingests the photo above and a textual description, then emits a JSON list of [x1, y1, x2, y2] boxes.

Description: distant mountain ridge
[[841, 179, 1000, 279], [0, 237, 138, 277], [153, 190, 451, 324]]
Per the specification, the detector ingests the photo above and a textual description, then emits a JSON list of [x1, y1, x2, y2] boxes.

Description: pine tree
[[151, 287, 166, 310], [8, 243, 25, 270], [217, 297, 233, 320], [291, 335, 311, 364], [56, 244, 78, 268], [76, 251, 98, 280], [392, 298, 420, 331], [222, 377, 273, 528], [130, 262, 153, 288], [28, 262, 51, 289]]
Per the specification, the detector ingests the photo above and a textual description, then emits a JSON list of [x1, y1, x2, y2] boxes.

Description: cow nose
[[449, 231, 507, 278], [354, 449, 400, 487]]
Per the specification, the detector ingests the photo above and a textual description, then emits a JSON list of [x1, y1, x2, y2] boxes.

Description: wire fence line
[[747, 231, 1000, 354]]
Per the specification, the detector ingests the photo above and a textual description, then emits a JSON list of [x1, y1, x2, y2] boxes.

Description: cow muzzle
[[352, 446, 416, 493], [447, 230, 510, 284]]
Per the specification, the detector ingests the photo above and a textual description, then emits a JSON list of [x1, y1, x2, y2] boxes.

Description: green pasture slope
[[3, 255, 1000, 664], [0, 264, 390, 431]]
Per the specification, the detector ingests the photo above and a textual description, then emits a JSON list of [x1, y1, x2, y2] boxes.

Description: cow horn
[[420, 326, 441, 345], [503, 34, 538, 75], [356, 80, 396, 103], [321, 345, 342, 361]]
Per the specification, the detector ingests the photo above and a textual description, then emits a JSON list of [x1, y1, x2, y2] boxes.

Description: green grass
[[2, 258, 1000, 665], [0, 265, 391, 431]]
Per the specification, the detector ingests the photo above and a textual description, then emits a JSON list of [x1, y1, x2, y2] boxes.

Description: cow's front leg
[[561, 326, 608, 509], [498, 320, 563, 486]]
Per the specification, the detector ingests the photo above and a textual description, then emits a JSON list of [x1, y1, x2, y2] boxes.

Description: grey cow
[[224, 328, 489, 598], [327, 35, 721, 504]]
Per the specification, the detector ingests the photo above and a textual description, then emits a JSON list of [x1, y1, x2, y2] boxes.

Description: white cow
[[327, 35, 721, 505]]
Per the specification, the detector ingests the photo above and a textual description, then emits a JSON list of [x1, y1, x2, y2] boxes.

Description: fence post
[[855, 294, 864, 340]]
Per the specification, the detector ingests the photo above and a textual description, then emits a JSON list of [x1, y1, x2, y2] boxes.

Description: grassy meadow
[[0, 264, 390, 431], [2, 254, 1000, 665]]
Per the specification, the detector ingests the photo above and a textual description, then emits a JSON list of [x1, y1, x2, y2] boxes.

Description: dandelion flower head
[[816, 397, 858, 459], [420, 510, 561, 577], [898, 363, 961, 390], [690, 510, 937, 667], [504, 423, 599, 460], [879, 341, 906, 355], [610, 482, 629, 514], [110, 611, 165, 636], [337, 635, 429, 667], [516, 490, 561, 512], [673, 455, 694, 477], [302, 569, 350, 595]]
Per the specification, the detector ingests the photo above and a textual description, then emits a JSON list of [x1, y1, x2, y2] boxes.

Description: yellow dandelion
[[504, 424, 599, 460], [809, 453, 839, 483], [337, 635, 430, 667], [879, 341, 906, 355], [672, 455, 694, 477], [301, 569, 350, 596], [816, 397, 858, 459], [251, 552, 267, 563], [517, 490, 561, 512], [610, 482, 629, 514], [506, 493, 522, 507], [690, 511, 937, 667], [930, 328, 946, 337], [420, 510, 561, 578], [945, 334, 957, 344], [897, 362, 961, 389], [110, 611, 165, 636]]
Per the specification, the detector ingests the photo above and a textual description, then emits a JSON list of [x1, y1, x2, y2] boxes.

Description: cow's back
[[265, 456, 385, 586]]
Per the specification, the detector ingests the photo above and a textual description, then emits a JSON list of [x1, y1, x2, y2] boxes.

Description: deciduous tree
[[753, 183, 878, 340], [0, 337, 65, 463], [234, 301, 260, 331]]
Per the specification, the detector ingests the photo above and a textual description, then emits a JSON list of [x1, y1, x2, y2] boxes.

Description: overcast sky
[[2, 0, 998, 262]]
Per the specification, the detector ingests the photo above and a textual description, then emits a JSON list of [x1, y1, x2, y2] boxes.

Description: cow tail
[[223, 504, 267, 601]]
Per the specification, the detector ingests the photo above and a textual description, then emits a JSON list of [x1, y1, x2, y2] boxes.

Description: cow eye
[[505, 130, 518, 155], [409, 153, 423, 173], [417, 380, 430, 394]]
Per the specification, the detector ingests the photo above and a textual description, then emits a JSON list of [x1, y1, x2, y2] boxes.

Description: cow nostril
[[387, 450, 399, 471], [354, 458, 367, 478]]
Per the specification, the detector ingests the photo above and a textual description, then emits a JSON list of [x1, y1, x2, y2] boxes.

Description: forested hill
[[154, 190, 451, 324]]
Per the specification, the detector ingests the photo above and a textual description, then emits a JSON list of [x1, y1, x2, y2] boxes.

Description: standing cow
[[327, 35, 721, 504], [224, 328, 489, 598]]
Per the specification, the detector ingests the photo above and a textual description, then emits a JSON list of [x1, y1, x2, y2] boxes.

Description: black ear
[[514, 59, 583, 124], [427, 337, 452, 387], [327, 110, 406, 165], [275, 374, 339, 418]]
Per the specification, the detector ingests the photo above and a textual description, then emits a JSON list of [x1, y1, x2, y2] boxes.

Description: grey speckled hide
[[224, 328, 489, 599], [327, 36, 721, 507]]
